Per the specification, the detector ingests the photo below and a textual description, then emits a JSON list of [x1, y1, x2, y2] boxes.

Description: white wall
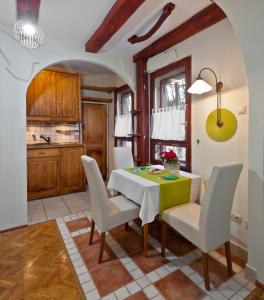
[[214, 0, 264, 283], [148, 19, 249, 245], [81, 73, 125, 175], [0, 28, 133, 231]]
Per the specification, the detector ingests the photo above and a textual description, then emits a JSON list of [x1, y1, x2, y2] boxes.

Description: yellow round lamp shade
[[206, 108, 237, 142]]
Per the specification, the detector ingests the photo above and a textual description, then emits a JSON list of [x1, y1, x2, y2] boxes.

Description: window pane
[[161, 73, 186, 108], [116, 139, 132, 148], [117, 92, 132, 116], [121, 92, 132, 115], [154, 144, 186, 165], [151, 72, 186, 141]]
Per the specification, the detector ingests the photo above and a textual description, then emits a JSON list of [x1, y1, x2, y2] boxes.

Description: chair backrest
[[81, 155, 109, 229], [199, 164, 243, 251], [113, 147, 134, 169]]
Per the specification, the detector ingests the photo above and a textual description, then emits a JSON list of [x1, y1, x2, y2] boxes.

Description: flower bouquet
[[161, 149, 181, 176]]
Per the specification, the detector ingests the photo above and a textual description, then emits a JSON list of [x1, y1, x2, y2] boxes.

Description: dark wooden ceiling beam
[[17, 0, 41, 20], [133, 3, 226, 62], [85, 0, 146, 53]]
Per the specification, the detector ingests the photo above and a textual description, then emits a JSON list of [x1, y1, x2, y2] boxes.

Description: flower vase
[[163, 160, 181, 176]]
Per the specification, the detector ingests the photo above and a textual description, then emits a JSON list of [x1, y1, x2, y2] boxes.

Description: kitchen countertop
[[27, 142, 85, 149]]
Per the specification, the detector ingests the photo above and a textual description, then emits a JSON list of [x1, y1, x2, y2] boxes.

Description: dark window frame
[[114, 84, 135, 156], [149, 56, 192, 172]]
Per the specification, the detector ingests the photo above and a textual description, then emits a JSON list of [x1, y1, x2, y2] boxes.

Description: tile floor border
[[56, 216, 254, 300]]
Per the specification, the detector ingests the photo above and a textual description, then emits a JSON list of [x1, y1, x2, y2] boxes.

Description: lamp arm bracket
[[199, 67, 223, 90]]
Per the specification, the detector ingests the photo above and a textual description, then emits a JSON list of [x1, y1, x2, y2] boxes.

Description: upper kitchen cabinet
[[26, 69, 81, 123], [55, 72, 81, 122], [27, 70, 57, 122]]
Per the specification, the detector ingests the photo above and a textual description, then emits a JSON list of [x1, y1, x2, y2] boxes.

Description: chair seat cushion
[[106, 195, 140, 231], [162, 203, 201, 248]]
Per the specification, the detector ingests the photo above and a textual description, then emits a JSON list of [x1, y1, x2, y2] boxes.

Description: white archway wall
[[0, 31, 135, 231], [214, 0, 264, 283]]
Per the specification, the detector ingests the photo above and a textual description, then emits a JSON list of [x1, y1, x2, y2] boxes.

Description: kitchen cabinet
[[27, 69, 81, 123], [60, 147, 85, 194], [56, 72, 81, 122], [27, 70, 57, 122], [27, 145, 85, 200], [27, 149, 60, 200]]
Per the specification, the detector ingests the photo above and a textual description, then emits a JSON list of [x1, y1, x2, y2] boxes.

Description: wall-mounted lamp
[[187, 67, 237, 142], [188, 67, 223, 127]]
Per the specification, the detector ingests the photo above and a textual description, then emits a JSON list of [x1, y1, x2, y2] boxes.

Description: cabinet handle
[[39, 152, 45, 155]]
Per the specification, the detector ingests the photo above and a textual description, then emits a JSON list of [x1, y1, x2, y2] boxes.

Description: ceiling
[[104, 0, 212, 55], [51, 60, 116, 76], [0, 0, 212, 56]]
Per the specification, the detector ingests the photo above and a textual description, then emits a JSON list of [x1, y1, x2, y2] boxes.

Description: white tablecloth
[[107, 165, 202, 225]]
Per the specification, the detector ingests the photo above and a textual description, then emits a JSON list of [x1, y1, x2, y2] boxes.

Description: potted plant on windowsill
[[161, 149, 181, 176]]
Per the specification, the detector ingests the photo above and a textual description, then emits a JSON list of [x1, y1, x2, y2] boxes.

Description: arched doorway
[[25, 59, 130, 223]]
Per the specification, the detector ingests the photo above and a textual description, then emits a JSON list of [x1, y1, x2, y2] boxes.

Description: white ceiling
[[0, 0, 212, 60], [52, 60, 116, 76], [104, 0, 212, 55]]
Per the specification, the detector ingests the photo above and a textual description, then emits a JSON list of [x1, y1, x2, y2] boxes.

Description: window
[[114, 85, 134, 154], [119, 92, 132, 115], [160, 73, 186, 108], [150, 57, 191, 171]]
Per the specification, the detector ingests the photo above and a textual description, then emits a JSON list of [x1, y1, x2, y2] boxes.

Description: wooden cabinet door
[[27, 70, 57, 122], [60, 147, 85, 194], [56, 72, 80, 122], [27, 156, 60, 200], [82, 103, 107, 179]]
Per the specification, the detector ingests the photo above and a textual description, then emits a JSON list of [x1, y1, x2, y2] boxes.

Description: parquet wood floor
[[0, 221, 83, 300]]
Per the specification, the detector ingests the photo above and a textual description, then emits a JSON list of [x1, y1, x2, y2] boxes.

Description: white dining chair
[[113, 147, 134, 170], [81, 155, 139, 263], [161, 164, 243, 290]]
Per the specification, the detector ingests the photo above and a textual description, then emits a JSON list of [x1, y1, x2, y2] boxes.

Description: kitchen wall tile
[[26, 123, 80, 144]]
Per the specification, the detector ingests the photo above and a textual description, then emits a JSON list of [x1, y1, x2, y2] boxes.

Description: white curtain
[[114, 114, 132, 137], [151, 107, 186, 141]]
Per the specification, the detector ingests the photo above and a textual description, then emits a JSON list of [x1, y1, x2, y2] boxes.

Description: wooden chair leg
[[143, 224, 148, 257], [125, 222, 129, 231], [225, 241, 234, 275], [202, 252, 210, 291], [161, 221, 167, 257], [89, 220, 95, 245], [98, 232, 106, 264]]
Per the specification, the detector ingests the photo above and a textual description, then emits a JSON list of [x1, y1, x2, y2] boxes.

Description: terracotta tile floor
[[155, 269, 206, 300], [56, 214, 255, 300]]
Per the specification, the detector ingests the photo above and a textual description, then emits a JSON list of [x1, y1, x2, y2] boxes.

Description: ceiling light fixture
[[14, 0, 45, 49]]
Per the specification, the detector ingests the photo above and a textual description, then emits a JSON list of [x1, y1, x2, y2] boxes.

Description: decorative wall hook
[[128, 2, 175, 44]]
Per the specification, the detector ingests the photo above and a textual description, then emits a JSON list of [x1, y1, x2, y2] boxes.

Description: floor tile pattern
[[56, 214, 255, 300], [28, 190, 90, 224]]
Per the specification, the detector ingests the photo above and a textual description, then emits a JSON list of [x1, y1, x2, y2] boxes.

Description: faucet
[[40, 134, 51, 143]]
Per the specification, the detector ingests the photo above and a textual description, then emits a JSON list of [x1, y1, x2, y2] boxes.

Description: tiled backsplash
[[27, 124, 81, 144]]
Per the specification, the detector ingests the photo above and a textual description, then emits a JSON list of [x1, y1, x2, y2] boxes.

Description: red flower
[[161, 149, 178, 161]]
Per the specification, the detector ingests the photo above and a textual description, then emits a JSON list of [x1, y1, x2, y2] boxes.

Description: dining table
[[107, 165, 202, 256]]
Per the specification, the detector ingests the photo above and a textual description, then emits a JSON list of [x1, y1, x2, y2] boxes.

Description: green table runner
[[126, 167, 191, 213]]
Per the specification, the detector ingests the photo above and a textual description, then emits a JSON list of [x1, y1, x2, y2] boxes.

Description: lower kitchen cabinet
[[60, 147, 85, 194], [28, 156, 60, 200], [27, 145, 85, 200]]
